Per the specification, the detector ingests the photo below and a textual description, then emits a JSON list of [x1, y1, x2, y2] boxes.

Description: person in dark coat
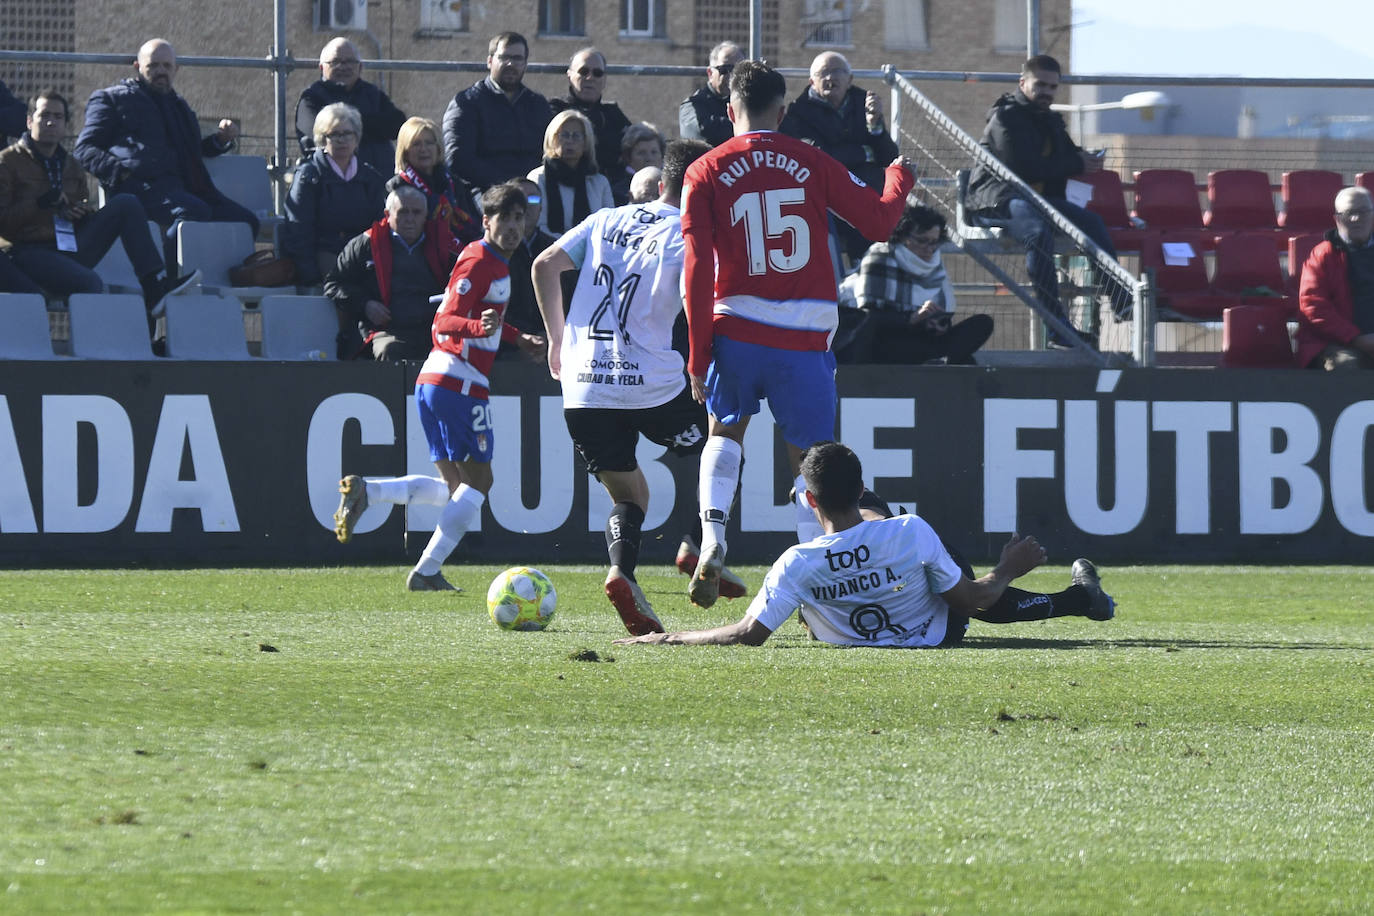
[[678, 41, 743, 147], [72, 38, 258, 242], [282, 103, 387, 287], [964, 55, 1129, 347], [325, 185, 458, 361], [442, 31, 552, 193], [295, 38, 407, 173], [549, 48, 632, 183], [0, 78, 26, 143], [780, 51, 898, 261]]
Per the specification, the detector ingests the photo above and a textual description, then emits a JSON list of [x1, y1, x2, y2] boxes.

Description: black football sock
[[606, 502, 645, 580], [977, 585, 1093, 623]]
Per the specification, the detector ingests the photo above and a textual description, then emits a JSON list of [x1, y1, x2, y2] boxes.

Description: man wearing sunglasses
[[550, 48, 632, 184], [678, 41, 744, 148]]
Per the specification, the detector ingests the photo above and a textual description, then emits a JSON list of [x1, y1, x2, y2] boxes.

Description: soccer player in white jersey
[[333, 183, 545, 591], [532, 140, 746, 635], [615, 442, 1116, 648], [680, 61, 917, 610]]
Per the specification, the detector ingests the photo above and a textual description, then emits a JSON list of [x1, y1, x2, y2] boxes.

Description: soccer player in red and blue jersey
[[680, 60, 915, 607], [334, 183, 545, 591]]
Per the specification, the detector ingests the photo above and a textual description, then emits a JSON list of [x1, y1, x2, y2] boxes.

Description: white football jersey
[[748, 514, 964, 648], [554, 200, 688, 409]]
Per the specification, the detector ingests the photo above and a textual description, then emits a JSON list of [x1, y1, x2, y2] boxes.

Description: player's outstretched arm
[[614, 616, 772, 647], [940, 533, 1048, 614]]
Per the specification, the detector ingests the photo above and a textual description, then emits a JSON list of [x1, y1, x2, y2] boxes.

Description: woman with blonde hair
[[387, 116, 480, 246], [282, 102, 387, 286], [526, 109, 613, 235]]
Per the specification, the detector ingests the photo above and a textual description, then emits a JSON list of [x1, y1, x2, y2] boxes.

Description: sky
[[1070, 0, 1374, 78]]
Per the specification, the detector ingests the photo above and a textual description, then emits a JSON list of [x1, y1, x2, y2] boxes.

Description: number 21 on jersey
[[730, 188, 811, 275]]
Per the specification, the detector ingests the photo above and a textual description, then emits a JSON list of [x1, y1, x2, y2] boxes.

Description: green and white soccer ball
[[486, 566, 557, 631]]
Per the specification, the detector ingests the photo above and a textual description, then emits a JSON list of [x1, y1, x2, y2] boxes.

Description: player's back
[[558, 200, 689, 409], [771, 515, 962, 648], [683, 130, 854, 309]]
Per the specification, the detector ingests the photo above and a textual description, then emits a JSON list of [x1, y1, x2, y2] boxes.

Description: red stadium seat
[[1357, 172, 1374, 193], [1132, 169, 1214, 250], [1279, 170, 1343, 232], [1142, 234, 1234, 319], [1287, 233, 1323, 295], [1211, 233, 1292, 313], [1222, 304, 1295, 368], [1075, 169, 1151, 251], [1205, 170, 1279, 234]]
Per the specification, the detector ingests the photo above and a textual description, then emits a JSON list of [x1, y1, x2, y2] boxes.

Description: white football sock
[[415, 485, 484, 576], [794, 473, 823, 543], [367, 475, 449, 506], [698, 436, 742, 555]]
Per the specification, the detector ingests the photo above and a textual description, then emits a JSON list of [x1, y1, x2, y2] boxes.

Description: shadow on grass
[[959, 635, 1373, 652]]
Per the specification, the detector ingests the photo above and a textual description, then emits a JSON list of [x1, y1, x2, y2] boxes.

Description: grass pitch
[[2, 563, 1372, 914]]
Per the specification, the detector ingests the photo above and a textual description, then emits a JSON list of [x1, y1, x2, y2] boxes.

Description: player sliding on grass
[[334, 183, 545, 591], [679, 60, 916, 610], [615, 441, 1115, 648], [532, 139, 747, 636]]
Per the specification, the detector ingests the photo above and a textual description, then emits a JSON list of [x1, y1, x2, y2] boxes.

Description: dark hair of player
[[799, 441, 865, 516], [661, 139, 710, 197], [482, 182, 527, 219], [728, 60, 787, 117], [1023, 54, 1061, 76], [29, 88, 69, 120]]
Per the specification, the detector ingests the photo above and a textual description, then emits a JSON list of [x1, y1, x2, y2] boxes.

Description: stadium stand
[[0, 293, 59, 359], [1210, 232, 1291, 311], [1279, 170, 1344, 233], [163, 294, 253, 360], [176, 221, 293, 303], [1132, 169, 1215, 249], [258, 295, 337, 360], [1076, 169, 1151, 252], [1287, 233, 1324, 295], [1221, 304, 1295, 368], [67, 293, 156, 359], [204, 154, 280, 238], [1205, 170, 1284, 248]]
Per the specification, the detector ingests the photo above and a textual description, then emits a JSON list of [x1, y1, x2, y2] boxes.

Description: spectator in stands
[[839, 204, 992, 365], [387, 116, 481, 248], [282, 103, 387, 288], [498, 176, 556, 361], [0, 79, 25, 143], [781, 51, 898, 260], [443, 31, 552, 194], [610, 122, 665, 205], [0, 88, 199, 312], [295, 38, 407, 173], [526, 110, 614, 236], [73, 38, 259, 244], [629, 166, 661, 204], [1295, 186, 1374, 370], [550, 48, 632, 186], [679, 41, 744, 147], [325, 185, 458, 361], [965, 55, 1129, 348]]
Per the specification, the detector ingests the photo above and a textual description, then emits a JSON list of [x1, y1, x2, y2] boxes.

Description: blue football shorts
[[705, 336, 837, 449], [416, 383, 495, 464]]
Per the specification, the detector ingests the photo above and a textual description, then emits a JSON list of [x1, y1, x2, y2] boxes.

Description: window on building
[[540, 0, 586, 36], [0, 0, 76, 112], [418, 0, 467, 35], [800, 0, 851, 48], [621, 0, 667, 38], [884, 0, 928, 51], [993, 0, 1029, 53]]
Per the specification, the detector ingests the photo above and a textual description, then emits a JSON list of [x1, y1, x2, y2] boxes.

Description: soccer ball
[[487, 566, 557, 631]]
